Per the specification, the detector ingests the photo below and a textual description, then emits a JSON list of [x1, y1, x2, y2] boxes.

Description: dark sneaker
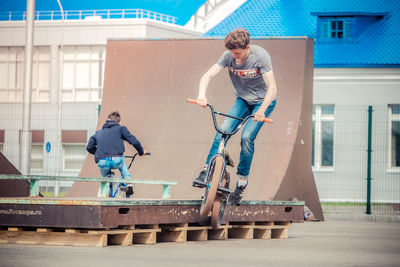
[[126, 184, 134, 198], [193, 170, 207, 187], [228, 182, 247, 206]]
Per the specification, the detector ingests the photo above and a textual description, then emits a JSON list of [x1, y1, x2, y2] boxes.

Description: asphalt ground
[[0, 220, 399, 267]]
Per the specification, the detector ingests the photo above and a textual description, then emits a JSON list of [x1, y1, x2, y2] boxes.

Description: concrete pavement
[[0, 220, 399, 267]]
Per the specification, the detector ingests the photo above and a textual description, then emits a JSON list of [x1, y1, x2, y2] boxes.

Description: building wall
[[313, 68, 400, 204], [0, 19, 398, 204], [0, 19, 201, 181]]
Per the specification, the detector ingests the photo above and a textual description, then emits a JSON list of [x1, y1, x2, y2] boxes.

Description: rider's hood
[[102, 120, 119, 129]]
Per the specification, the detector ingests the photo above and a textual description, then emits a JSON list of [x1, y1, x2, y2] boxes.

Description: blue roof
[[203, 0, 400, 67], [1, 0, 398, 66]]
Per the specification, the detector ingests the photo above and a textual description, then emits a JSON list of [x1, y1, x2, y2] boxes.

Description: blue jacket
[[86, 120, 144, 163]]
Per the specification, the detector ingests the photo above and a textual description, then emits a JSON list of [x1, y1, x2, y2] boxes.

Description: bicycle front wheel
[[211, 171, 230, 228], [200, 156, 224, 217]]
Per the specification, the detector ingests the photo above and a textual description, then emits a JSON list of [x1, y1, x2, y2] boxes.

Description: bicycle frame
[[108, 153, 149, 198], [187, 98, 273, 225], [206, 102, 261, 190]]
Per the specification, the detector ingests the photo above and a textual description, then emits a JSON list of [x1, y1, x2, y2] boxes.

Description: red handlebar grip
[[186, 98, 198, 104], [264, 118, 273, 124]]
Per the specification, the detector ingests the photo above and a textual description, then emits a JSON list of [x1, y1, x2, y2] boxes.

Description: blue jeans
[[97, 156, 131, 178], [205, 98, 276, 177]]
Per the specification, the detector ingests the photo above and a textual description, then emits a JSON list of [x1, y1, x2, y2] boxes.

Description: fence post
[[366, 106, 373, 214]]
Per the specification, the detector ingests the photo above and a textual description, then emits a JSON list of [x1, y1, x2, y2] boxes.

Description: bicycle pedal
[[192, 181, 206, 188], [218, 187, 232, 194]]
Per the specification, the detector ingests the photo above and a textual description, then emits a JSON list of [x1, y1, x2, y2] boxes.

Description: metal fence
[[1, 103, 399, 216], [0, 9, 177, 24], [314, 105, 400, 216]]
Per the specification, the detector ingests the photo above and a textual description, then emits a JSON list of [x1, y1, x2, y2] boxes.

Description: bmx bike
[[186, 98, 273, 228], [108, 152, 151, 198]]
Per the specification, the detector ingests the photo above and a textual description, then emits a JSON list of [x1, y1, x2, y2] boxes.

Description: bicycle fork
[[214, 135, 232, 194]]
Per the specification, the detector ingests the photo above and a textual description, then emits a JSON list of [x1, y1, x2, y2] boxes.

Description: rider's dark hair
[[224, 28, 250, 50], [108, 111, 121, 123]]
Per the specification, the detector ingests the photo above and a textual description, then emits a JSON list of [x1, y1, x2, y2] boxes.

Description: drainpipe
[[20, 0, 35, 174]]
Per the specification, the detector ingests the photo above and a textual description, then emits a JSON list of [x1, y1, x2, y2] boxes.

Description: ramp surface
[[0, 152, 29, 197], [66, 38, 323, 220]]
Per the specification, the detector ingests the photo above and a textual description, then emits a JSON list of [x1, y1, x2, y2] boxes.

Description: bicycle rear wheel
[[211, 171, 230, 228], [200, 156, 224, 217]]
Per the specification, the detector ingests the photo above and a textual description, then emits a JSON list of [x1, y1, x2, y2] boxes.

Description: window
[[312, 105, 335, 169], [62, 130, 87, 171], [63, 144, 87, 171], [0, 46, 50, 102], [320, 17, 352, 39], [389, 105, 400, 169], [31, 144, 44, 170], [61, 46, 106, 102], [18, 130, 44, 171]]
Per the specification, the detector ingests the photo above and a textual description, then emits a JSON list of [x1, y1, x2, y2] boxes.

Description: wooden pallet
[[229, 221, 291, 239], [0, 221, 291, 247]]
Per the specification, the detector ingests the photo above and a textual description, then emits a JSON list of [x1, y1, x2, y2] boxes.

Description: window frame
[[312, 105, 335, 171], [0, 46, 51, 103], [30, 143, 44, 171], [319, 17, 352, 40], [387, 104, 400, 172], [62, 143, 87, 171], [60, 45, 106, 102]]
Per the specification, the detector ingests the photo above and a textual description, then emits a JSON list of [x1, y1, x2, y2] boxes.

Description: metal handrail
[[0, 9, 177, 24]]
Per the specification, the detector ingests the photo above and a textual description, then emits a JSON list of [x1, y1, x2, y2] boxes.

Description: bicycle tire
[[200, 156, 224, 217], [211, 171, 230, 228]]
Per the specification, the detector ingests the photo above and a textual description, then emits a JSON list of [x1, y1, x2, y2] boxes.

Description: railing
[[0, 174, 177, 199], [0, 9, 177, 24]]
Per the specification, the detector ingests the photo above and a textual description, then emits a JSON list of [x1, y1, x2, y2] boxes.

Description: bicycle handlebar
[[186, 98, 273, 124], [125, 152, 151, 169]]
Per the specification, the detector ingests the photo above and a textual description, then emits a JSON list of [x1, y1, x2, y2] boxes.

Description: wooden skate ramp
[[0, 152, 29, 197], [67, 38, 323, 220]]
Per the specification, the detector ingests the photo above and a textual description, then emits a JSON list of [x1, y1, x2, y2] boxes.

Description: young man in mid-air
[[193, 28, 277, 206]]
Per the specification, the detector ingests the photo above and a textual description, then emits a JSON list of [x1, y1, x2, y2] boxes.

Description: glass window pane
[[0, 47, 8, 60], [312, 120, 315, 166], [63, 47, 75, 60], [31, 144, 43, 170], [76, 47, 90, 60], [0, 63, 8, 88], [76, 63, 90, 87], [63, 144, 86, 170], [321, 105, 334, 115], [62, 63, 75, 88], [16, 62, 24, 89], [321, 121, 334, 166], [0, 90, 7, 101], [392, 105, 400, 115], [331, 21, 336, 30], [338, 21, 343, 30], [91, 63, 100, 88], [37, 47, 50, 60], [38, 62, 50, 89], [8, 62, 16, 88], [392, 121, 400, 167]]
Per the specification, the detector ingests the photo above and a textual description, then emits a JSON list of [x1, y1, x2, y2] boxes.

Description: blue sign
[[46, 142, 51, 153]]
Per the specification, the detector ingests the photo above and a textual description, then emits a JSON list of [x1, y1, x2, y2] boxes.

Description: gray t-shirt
[[217, 45, 272, 105]]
